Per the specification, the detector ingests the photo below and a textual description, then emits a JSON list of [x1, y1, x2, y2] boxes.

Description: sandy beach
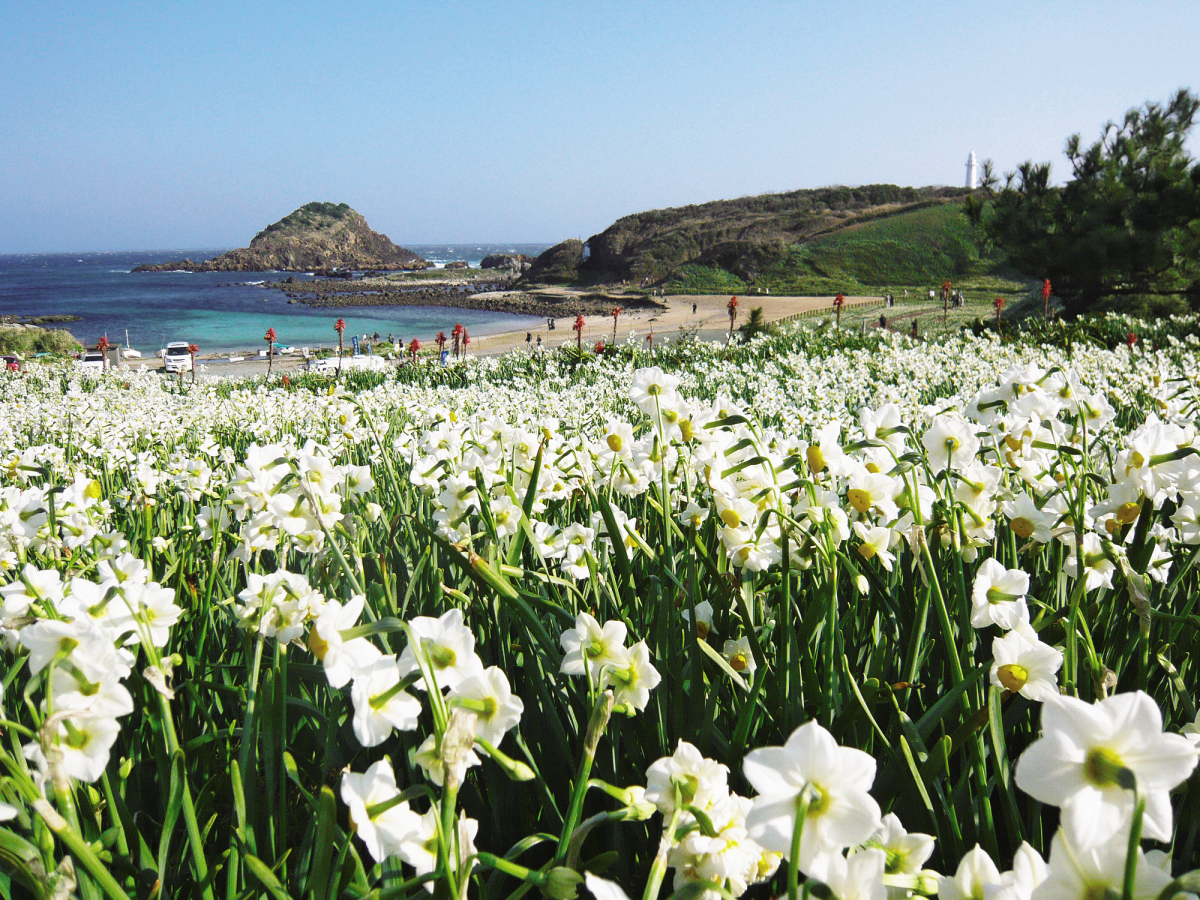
[[461, 292, 883, 356]]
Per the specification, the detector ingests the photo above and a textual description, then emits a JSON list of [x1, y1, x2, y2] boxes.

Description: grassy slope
[[667, 201, 1029, 296]]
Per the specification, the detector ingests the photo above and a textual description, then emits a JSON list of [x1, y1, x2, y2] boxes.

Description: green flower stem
[[155, 686, 217, 900], [642, 788, 682, 900], [787, 791, 812, 900], [556, 690, 615, 862], [1062, 563, 1090, 697], [31, 798, 133, 900], [1123, 787, 1146, 900]]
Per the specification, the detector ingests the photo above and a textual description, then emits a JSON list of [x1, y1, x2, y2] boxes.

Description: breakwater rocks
[[269, 281, 665, 319], [1, 314, 82, 326]]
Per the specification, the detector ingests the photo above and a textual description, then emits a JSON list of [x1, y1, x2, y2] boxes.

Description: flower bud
[[541, 868, 583, 900]]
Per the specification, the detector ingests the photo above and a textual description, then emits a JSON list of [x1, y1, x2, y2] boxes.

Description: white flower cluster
[[716, 697, 1198, 900], [203, 438, 375, 563], [1, 554, 180, 783]]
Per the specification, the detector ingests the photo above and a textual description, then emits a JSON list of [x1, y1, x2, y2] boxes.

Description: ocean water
[[0, 245, 550, 354]]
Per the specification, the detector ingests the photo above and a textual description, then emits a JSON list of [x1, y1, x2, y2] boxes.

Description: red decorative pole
[[265, 327, 276, 377], [97, 335, 110, 373], [573, 314, 585, 351], [834, 293, 845, 329], [335, 318, 346, 378], [188, 343, 199, 383], [452, 323, 463, 359], [1041, 279, 1052, 324], [408, 337, 421, 364], [461, 328, 470, 355], [611, 306, 622, 343], [727, 296, 738, 341], [436, 331, 447, 360], [993, 297, 1005, 332]]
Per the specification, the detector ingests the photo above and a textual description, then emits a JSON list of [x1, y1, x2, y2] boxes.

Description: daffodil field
[[5, 315, 1200, 900]]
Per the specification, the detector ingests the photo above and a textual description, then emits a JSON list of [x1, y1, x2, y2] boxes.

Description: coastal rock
[[517, 240, 584, 286], [444, 261, 469, 270], [480, 253, 529, 270], [132, 203, 430, 273]]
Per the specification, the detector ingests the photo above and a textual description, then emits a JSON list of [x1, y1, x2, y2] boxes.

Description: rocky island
[[132, 202, 429, 272]]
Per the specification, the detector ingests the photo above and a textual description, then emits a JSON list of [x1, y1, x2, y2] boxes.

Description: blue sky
[[1, 0, 1198, 251]]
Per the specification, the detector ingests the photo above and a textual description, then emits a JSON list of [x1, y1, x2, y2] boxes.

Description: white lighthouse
[[966, 151, 979, 189]]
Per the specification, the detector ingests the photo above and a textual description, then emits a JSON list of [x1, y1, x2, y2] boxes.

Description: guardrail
[[773, 299, 886, 327]]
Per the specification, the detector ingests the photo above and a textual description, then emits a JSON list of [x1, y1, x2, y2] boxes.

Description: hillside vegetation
[[669, 202, 1023, 295], [521, 184, 1027, 295]]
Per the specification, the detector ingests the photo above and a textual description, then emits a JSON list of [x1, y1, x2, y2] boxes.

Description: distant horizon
[[0, 243, 556, 256], [0, 180, 967, 255]]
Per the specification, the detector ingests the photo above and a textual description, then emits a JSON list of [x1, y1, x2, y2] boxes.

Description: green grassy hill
[[665, 201, 1026, 296]]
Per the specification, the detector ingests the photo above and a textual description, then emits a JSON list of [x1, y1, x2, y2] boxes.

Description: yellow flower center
[[1083, 746, 1125, 787], [607, 434, 623, 453], [1010, 517, 1036, 539], [308, 627, 329, 661], [847, 488, 871, 514], [996, 663, 1028, 693], [1115, 502, 1141, 525], [856, 542, 877, 561], [806, 445, 826, 474]]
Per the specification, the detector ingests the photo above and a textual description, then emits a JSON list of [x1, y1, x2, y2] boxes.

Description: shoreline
[[26, 292, 884, 376], [267, 280, 668, 320]]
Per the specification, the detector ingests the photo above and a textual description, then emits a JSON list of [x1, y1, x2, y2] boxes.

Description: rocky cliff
[[133, 203, 428, 272]]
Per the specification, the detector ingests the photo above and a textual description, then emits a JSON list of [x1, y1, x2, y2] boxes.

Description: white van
[[163, 342, 194, 373]]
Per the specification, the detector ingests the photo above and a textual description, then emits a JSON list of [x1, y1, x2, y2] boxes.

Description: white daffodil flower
[[600, 641, 661, 713], [398, 608, 485, 692], [1014, 690, 1199, 851], [743, 720, 881, 870], [990, 628, 1062, 702], [448, 666, 524, 745], [971, 559, 1030, 630], [939, 844, 1003, 900], [350, 656, 421, 747], [644, 740, 730, 816], [309, 593, 381, 689], [1032, 825, 1170, 900], [559, 612, 628, 679], [340, 759, 422, 865]]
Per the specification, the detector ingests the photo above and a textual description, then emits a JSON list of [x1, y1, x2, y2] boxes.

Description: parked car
[[1, 354, 21, 372], [163, 342, 194, 374], [76, 350, 106, 372]]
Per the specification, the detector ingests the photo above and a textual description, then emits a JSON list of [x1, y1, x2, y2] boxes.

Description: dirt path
[[464, 293, 882, 356]]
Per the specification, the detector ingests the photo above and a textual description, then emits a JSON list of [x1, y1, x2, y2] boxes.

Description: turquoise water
[[0, 245, 549, 354]]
